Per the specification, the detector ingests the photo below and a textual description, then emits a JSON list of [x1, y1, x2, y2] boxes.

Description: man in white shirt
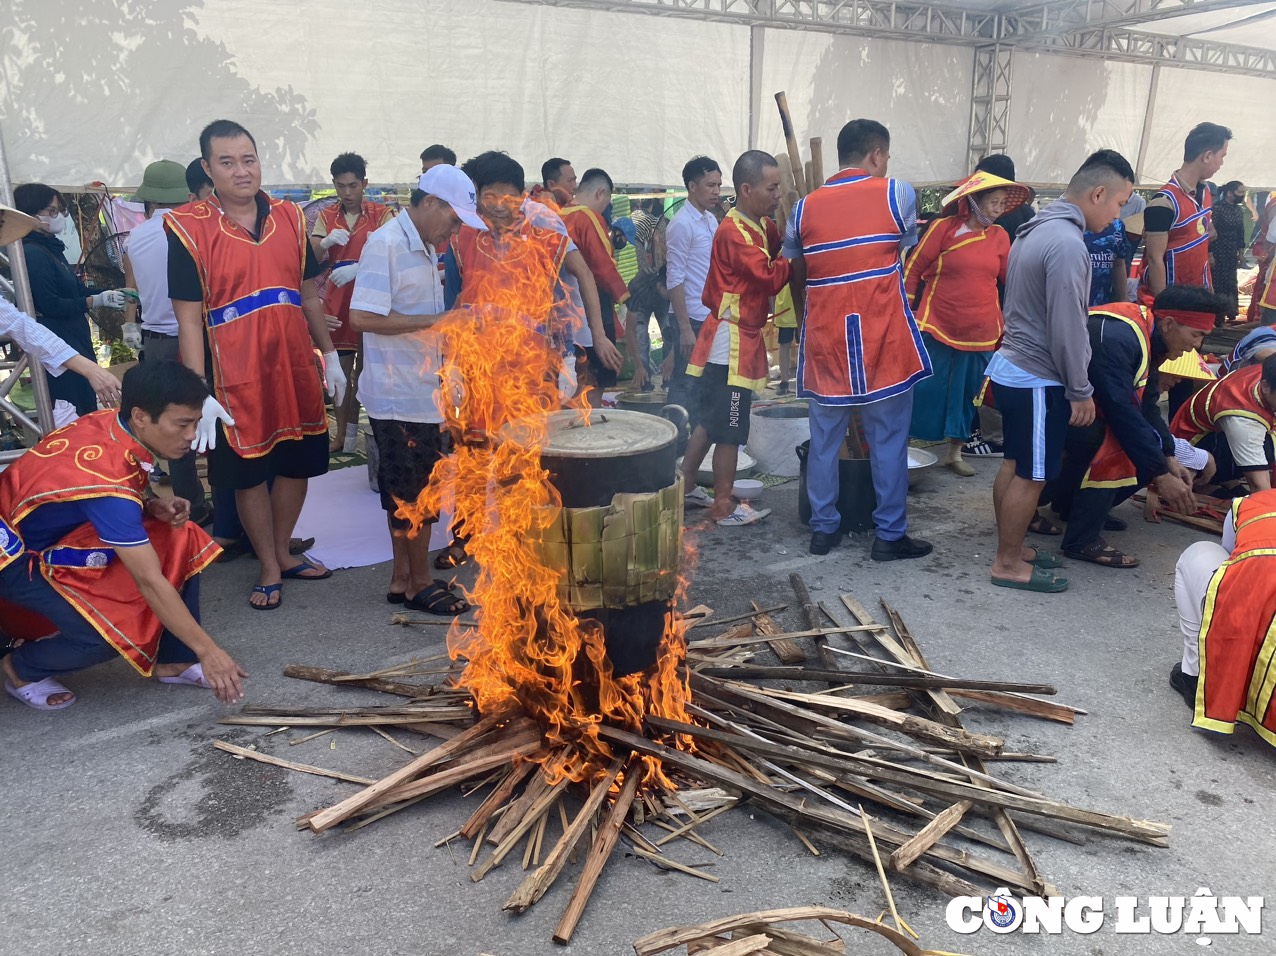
[[349, 164, 487, 616], [123, 159, 214, 523], [663, 156, 722, 411]]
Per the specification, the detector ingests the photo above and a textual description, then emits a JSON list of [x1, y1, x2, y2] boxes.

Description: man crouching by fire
[[0, 361, 245, 710]]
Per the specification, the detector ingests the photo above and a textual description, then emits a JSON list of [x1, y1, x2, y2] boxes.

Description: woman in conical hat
[[903, 172, 1032, 475]]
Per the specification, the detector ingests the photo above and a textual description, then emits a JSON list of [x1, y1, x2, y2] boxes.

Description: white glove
[[557, 358, 578, 403], [329, 263, 358, 287], [323, 351, 347, 406], [195, 395, 235, 454], [320, 228, 350, 250], [122, 322, 142, 350], [91, 290, 127, 309]]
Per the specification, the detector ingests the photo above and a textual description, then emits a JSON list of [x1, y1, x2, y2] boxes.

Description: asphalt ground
[[3, 451, 1274, 956]]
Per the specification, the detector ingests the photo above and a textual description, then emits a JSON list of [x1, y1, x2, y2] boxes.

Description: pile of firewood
[[218, 578, 1169, 943]]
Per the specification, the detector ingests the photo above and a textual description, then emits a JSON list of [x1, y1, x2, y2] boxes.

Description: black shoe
[[962, 434, 1004, 457], [192, 505, 215, 528], [871, 534, 933, 562], [1169, 663, 1198, 708], [810, 530, 843, 555], [776, 381, 791, 396]]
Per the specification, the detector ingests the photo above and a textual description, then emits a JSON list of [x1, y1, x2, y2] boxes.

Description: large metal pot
[[539, 408, 681, 508]]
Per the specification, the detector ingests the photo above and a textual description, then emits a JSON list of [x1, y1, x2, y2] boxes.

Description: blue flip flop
[[281, 559, 332, 581], [250, 583, 282, 610]]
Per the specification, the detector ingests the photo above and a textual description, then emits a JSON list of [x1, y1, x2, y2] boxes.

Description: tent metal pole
[[0, 120, 56, 462], [1134, 63, 1162, 185]]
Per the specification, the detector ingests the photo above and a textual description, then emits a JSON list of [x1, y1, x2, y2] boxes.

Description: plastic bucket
[[747, 402, 810, 477], [796, 440, 876, 534]]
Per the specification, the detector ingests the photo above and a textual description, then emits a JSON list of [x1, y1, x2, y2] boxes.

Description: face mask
[[39, 213, 67, 234]]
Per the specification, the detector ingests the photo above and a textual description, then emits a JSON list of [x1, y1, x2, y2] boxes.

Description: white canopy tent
[[2, 0, 1274, 190]]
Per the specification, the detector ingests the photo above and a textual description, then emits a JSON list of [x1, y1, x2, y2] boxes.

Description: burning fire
[[395, 227, 694, 789]]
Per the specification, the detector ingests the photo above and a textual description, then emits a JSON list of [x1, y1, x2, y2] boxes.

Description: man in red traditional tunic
[[166, 120, 347, 610], [1171, 355, 1276, 494], [310, 152, 394, 453], [785, 120, 932, 558], [561, 167, 648, 397], [682, 151, 790, 527], [1171, 489, 1276, 747], [1140, 122, 1231, 300], [1042, 288, 1216, 567], [451, 151, 620, 383], [0, 361, 245, 710]]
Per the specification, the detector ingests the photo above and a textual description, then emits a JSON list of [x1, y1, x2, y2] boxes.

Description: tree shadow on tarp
[[2, 0, 318, 184], [803, 37, 975, 187]]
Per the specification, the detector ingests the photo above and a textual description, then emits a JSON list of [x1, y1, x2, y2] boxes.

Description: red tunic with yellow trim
[[903, 216, 1008, 351], [793, 169, 931, 405], [1259, 256, 1276, 312], [0, 411, 220, 675], [1194, 490, 1276, 746], [1139, 175, 1213, 301], [164, 193, 327, 458], [1081, 303, 1156, 488], [561, 206, 628, 304], [317, 200, 392, 350], [686, 209, 790, 391], [1171, 365, 1276, 446]]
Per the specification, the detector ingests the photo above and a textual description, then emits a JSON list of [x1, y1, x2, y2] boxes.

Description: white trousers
[[1174, 541, 1230, 676]]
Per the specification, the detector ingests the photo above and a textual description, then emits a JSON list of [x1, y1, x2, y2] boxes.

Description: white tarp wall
[[2, 0, 1274, 189]]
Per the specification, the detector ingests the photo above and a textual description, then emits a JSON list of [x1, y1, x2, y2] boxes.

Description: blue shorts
[[991, 381, 1069, 482]]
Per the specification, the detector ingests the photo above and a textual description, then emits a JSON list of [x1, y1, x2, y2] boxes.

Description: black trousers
[[1045, 423, 1146, 553]]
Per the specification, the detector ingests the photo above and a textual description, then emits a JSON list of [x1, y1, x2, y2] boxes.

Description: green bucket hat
[[135, 160, 190, 203]]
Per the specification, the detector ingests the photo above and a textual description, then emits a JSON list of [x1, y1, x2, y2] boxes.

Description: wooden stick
[[488, 769, 552, 845], [774, 92, 808, 195], [687, 603, 788, 629], [282, 663, 441, 700], [460, 761, 535, 839], [859, 805, 902, 933], [306, 715, 501, 833], [630, 846, 720, 883], [790, 573, 838, 671], [471, 776, 571, 882], [695, 665, 1056, 695], [809, 137, 825, 186], [653, 802, 733, 847], [889, 800, 973, 870], [689, 625, 884, 650], [635, 907, 927, 956], [468, 822, 489, 865], [360, 738, 542, 814], [840, 594, 962, 717], [288, 728, 337, 746], [370, 725, 420, 755], [552, 757, 643, 944], [504, 759, 623, 913], [213, 741, 375, 786], [791, 827, 821, 856], [751, 600, 806, 664]]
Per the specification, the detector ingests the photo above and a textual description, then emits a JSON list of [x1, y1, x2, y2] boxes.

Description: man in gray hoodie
[[988, 149, 1136, 593]]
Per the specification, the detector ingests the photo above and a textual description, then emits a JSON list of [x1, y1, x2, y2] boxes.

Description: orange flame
[[396, 209, 693, 788]]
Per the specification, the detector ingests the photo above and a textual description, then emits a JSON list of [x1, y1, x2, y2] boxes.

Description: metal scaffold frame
[[967, 43, 1014, 171]]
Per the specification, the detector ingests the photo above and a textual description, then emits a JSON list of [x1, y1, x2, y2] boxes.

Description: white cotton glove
[[91, 290, 127, 309], [320, 228, 350, 250], [558, 358, 578, 403], [329, 263, 359, 287], [195, 395, 235, 454], [323, 350, 347, 406], [121, 322, 143, 350]]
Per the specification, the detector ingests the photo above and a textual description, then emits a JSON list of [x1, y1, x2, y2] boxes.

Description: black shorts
[[585, 346, 618, 389], [992, 381, 1069, 482], [370, 418, 446, 530], [692, 363, 752, 446], [778, 326, 795, 345], [207, 430, 329, 490]]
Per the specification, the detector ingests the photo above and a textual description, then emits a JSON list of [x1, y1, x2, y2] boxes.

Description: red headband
[[1158, 309, 1216, 332]]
